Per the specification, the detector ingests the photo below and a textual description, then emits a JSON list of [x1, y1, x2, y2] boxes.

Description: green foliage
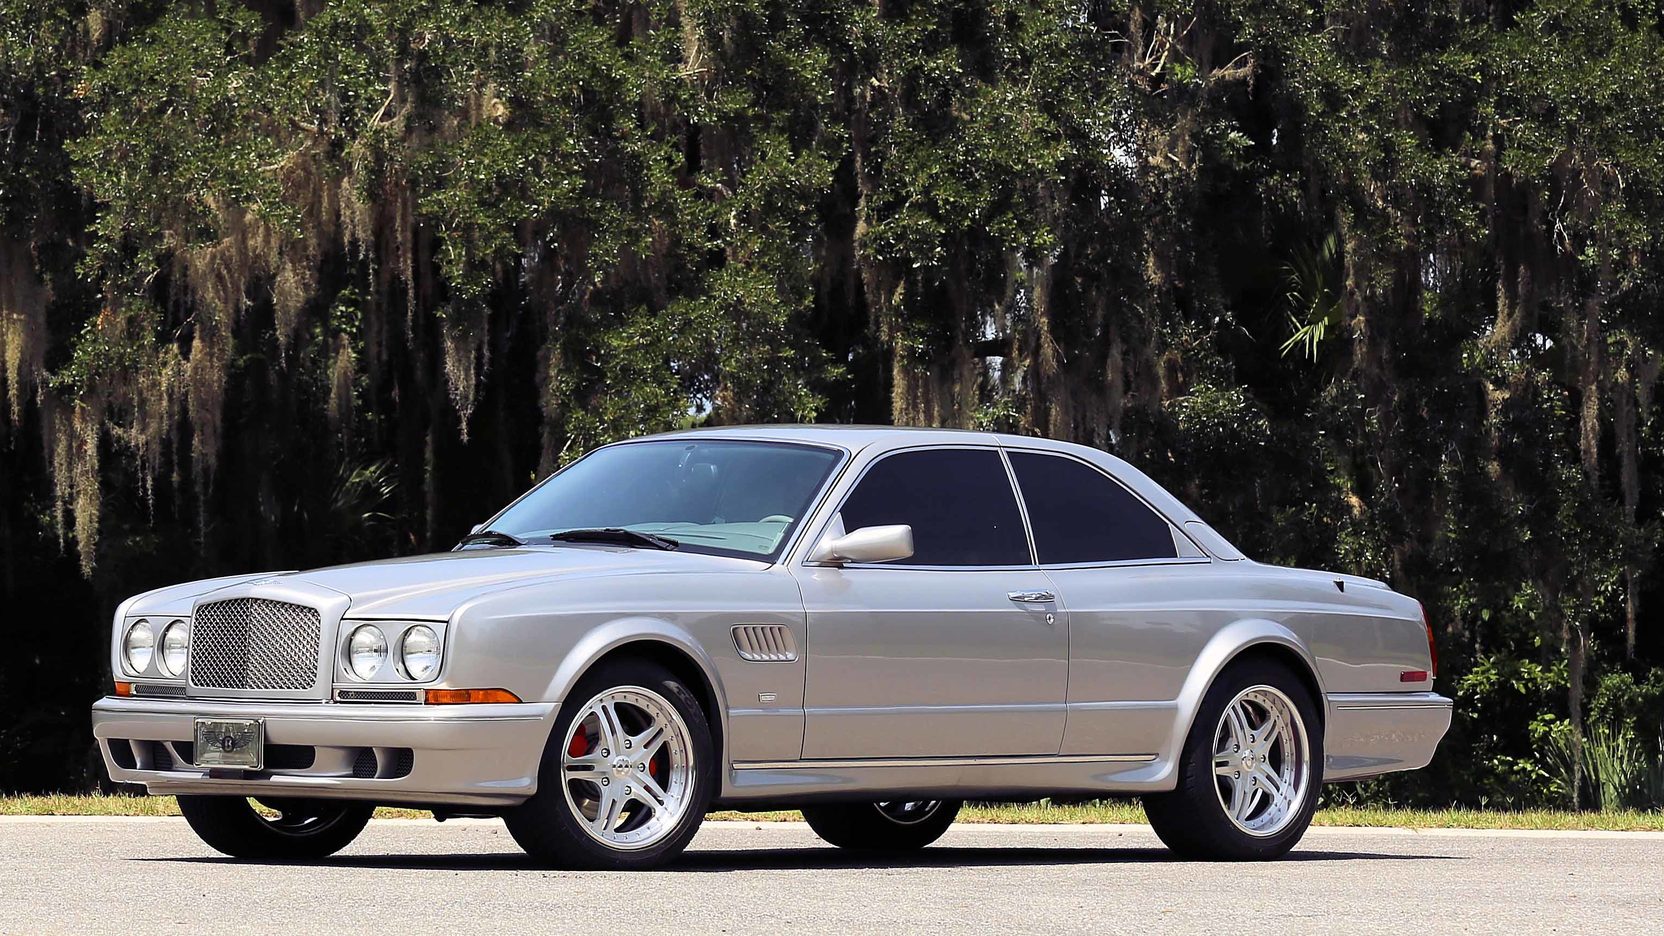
[[1543, 717, 1664, 812], [2, 0, 1664, 806], [1279, 234, 1345, 361]]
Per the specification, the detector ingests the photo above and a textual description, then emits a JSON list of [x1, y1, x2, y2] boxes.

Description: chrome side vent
[[732, 624, 798, 662]]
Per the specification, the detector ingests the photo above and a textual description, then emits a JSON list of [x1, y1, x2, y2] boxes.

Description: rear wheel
[[505, 658, 714, 869], [177, 796, 373, 860], [1143, 656, 1322, 860], [801, 799, 962, 851]]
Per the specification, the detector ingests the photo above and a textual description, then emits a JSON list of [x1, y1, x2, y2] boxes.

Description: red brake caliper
[[567, 726, 590, 758]]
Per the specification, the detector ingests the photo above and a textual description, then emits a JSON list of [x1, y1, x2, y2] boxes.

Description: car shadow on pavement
[[668, 846, 1461, 872], [140, 846, 1459, 872]]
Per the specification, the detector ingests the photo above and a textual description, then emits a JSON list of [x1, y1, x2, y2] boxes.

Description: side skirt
[[721, 753, 1163, 803]]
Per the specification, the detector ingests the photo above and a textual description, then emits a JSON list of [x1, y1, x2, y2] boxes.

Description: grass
[[8, 794, 1664, 831]]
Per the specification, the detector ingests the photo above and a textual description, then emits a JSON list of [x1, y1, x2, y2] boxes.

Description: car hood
[[129, 547, 767, 620]]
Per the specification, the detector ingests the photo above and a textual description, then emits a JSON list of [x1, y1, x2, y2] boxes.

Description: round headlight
[[348, 625, 388, 680], [158, 620, 189, 677], [400, 625, 440, 680], [124, 620, 155, 674]]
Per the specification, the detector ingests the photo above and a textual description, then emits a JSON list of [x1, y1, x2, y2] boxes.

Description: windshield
[[488, 440, 844, 560]]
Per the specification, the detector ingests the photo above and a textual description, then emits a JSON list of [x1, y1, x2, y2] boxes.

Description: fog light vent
[[108, 740, 137, 771], [266, 745, 316, 771], [145, 741, 174, 771], [387, 748, 414, 779], [351, 748, 378, 779]]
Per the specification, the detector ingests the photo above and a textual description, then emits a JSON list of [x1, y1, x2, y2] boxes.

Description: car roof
[[616, 424, 1228, 554], [634, 423, 1121, 461]]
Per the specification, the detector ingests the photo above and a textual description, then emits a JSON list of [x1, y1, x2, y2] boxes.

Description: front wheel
[[177, 796, 374, 860], [505, 658, 714, 869], [1143, 656, 1323, 860], [801, 799, 962, 851]]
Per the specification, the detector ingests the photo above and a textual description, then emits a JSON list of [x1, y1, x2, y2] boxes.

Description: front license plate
[[194, 718, 264, 770]]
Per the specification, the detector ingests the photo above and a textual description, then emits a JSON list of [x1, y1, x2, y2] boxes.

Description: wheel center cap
[[1242, 753, 1258, 772], [611, 756, 632, 778]]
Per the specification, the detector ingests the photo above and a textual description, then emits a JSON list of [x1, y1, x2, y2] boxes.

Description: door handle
[[1007, 590, 1056, 604]]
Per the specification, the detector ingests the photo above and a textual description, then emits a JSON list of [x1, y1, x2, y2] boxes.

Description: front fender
[[540, 615, 730, 727]]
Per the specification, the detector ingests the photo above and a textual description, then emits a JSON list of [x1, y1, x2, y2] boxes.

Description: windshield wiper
[[455, 529, 525, 549], [548, 528, 678, 551]]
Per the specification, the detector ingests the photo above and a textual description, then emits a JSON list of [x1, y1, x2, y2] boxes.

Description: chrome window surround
[[1000, 447, 1211, 568], [803, 443, 1039, 571], [471, 436, 854, 567], [800, 441, 1213, 572]]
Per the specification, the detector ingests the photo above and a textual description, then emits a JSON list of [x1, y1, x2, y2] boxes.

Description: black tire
[[505, 658, 714, 870], [801, 799, 963, 851], [1143, 655, 1324, 861], [177, 796, 374, 860]]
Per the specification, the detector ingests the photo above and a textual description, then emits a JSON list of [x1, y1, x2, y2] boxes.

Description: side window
[[1009, 452, 1178, 564], [838, 449, 1031, 566]]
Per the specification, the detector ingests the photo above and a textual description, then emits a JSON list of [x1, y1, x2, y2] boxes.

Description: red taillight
[[1421, 604, 1438, 680]]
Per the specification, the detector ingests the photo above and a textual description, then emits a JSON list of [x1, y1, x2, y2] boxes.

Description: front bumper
[[92, 696, 557, 807]]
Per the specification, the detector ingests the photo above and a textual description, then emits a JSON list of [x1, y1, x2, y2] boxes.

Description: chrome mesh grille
[[336, 688, 423, 704], [189, 598, 322, 691], [132, 683, 187, 698]]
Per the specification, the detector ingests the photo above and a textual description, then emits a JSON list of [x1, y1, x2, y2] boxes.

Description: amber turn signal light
[[113, 681, 134, 697], [424, 688, 521, 704]]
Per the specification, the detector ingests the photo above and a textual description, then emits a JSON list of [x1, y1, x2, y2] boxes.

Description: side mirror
[[810, 524, 914, 565], [469, 523, 485, 535]]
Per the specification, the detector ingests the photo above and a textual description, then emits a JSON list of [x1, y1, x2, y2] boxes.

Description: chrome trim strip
[[1067, 700, 1178, 712], [732, 754, 1157, 771], [803, 702, 1068, 716], [1328, 692, 1453, 712], [94, 695, 552, 723], [996, 446, 1041, 566]]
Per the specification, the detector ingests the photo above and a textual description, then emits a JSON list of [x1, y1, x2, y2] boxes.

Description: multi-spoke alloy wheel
[[506, 658, 713, 869], [1210, 686, 1310, 837], [875, 800, 945, 825], [177, 795, 374, 859], [559, 687, 694, 850], [1144, 655, 1323, 860], [802, 798, 962, 850]]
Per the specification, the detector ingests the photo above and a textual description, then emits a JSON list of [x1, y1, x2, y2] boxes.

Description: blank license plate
[[194, 718, 264, 769]]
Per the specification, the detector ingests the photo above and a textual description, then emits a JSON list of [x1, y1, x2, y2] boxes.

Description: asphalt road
[[3, 817, 1659, 934]]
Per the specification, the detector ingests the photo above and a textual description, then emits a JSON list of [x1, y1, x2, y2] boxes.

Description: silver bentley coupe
[[93, 426, 1450, 867]]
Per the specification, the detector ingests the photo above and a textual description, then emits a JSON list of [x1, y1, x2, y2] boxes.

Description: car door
[[794, 446, 1067, 759], [1004, 449, 1214, 757]]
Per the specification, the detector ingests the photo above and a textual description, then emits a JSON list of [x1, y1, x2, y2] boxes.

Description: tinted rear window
[[1009, 452, 1177, 564]]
